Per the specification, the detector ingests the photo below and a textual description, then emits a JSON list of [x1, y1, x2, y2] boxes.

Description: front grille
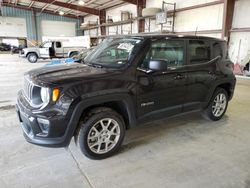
[[23, 76, 34, 102]]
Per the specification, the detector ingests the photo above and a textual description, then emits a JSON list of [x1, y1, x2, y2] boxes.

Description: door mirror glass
[[148, 59, 168, 71]]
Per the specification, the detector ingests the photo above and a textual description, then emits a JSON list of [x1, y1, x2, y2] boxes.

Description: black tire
[[27, 53, 38, 63], [202, 88, 229, 121], [76, 107, 126, 160]]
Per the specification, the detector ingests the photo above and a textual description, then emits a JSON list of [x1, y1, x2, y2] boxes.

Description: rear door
[[54, 41, 64, 57], [184, 39, 217, 111]]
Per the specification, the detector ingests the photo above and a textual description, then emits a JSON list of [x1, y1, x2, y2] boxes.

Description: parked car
[[0, 43, 11, 51], [45, 47, 95, 66], [243, 63, 250, 76], [11, 45, 26, 54], [20, 36, 90, 63], [16, 34, 236, 160], [45, 47, 93, 67]]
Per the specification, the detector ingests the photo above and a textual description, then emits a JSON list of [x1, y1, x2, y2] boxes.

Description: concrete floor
[[1, 54, 250, 188]]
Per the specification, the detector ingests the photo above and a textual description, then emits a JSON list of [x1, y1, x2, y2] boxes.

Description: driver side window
[[42, 42, 52, 48], [141, 39, 184, 69]]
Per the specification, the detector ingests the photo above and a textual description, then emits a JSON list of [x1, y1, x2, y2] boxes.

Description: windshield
[[77, 48, 94, 59], [84, 37, 142, 68]]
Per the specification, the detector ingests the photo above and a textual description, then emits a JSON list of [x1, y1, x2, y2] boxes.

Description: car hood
[[23, 47, 39, 51], [26, 63, 118, 86]]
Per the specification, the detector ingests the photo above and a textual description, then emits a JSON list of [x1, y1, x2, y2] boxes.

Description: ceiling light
[[59, 11, 64, 16], [78, 0, 85, 5]]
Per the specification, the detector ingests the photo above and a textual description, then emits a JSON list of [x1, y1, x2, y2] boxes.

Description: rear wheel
[[27, 53, 38, 63], [202, 88, 228, 121], [76, 108, 125, 160]]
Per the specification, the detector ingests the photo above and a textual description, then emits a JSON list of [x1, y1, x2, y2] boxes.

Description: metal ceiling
[[1, 0, 127, 18]]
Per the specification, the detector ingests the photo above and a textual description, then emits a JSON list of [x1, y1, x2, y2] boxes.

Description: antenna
[[195, 26, 198, 36]]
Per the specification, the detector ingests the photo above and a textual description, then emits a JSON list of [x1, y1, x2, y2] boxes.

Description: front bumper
[[16, 91, 74, 147], [19, 50, 26, 58]]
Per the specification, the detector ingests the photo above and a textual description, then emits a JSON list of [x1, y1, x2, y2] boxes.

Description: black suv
[[16, 34, 236, 159], [0, 43, 11, 51]]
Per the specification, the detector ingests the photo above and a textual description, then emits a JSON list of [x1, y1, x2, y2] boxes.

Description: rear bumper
[[16, 91, 76, 147], [229, 76, 236, 101]]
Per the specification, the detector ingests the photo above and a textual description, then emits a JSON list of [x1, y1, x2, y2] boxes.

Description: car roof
[[106, 32, 225, 42]]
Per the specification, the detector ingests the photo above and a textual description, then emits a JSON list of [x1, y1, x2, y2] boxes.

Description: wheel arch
[[217, 83, 232, 99], [68, 51, 78, 57], [203, 77, 235, 109], [64, 93, 136, 145], [26, 51, 39, 58]]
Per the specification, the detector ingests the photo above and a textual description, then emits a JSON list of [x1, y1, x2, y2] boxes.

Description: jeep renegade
[[16, 34, 236, 159]]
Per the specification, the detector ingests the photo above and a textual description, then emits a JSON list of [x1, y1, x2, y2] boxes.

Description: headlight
[[40, 87, 50, 104]]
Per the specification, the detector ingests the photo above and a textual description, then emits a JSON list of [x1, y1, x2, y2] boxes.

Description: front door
[[39, 42, 51, 58], [136, 38, 188, 122]]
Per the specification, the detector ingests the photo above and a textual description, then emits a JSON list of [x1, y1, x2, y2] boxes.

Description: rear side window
[[213, 41, 227, 59], [56, 42, 62, 48], [189, 40, 211, 64]]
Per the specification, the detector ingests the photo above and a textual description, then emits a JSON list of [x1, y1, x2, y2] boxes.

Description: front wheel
[[69, 51, 78, 58], [27, 53, 38, 63], [202, 88, 228, 121], [76, 108, 125, 160]]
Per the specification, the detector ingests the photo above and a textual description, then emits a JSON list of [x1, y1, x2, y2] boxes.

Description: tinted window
[[142, 39, 184, 69], [213, 41, 227, 59], [189, 40, 211, 64], [85, 38, 142, 68], [56, 42, 62, 48]]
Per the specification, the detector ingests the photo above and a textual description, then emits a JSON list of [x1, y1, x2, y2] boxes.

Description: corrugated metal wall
[[1, 6, 82, 43], [1, 6, 36, 40], [36, 12, 82, 41]]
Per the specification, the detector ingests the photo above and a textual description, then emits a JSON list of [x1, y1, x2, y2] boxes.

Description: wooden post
[[222, 0, 236, 41], [99, 10, 106, 36], [137, 0, 146, 33]]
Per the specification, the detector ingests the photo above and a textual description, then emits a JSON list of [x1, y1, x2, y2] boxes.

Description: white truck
[[20, 36, 90, 63]]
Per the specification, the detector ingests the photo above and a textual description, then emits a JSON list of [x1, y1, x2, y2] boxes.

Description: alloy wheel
[[87, 118, 121, 154], [212, 93, 227, 117]]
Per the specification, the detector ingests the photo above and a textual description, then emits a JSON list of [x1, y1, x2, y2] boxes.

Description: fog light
[[37, 118, 50, 136]]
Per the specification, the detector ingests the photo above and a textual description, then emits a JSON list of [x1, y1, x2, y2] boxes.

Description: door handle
[[174, 74, 185, 80]]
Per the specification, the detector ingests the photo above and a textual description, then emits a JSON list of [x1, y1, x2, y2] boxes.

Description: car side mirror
[[148, 60, 168, 71]]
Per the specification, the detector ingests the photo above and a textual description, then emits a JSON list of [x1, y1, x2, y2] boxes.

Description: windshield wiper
[[86, 62, 103, 68]]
